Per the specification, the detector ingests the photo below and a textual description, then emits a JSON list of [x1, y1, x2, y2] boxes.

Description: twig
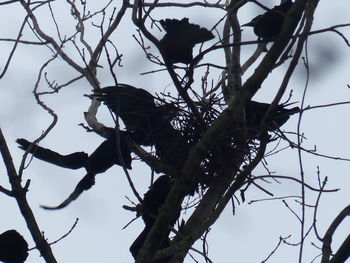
[[261, 235, 292, 263], [127, 2, 226, 9], [48, 218, 79, 246]]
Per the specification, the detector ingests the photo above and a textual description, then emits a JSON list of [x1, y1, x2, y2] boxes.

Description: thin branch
[[89, 0, 129, 73], [127, 2, 226, 8], [249, 195, 301, 204], [261, 235, 292, 263], [0, 14, 29, 78], [283, 199, 302, 223], [252, 175, 338, 193], [312, 174, 328, 241], [0, 0, 18, 5], [0, 38, 49, 45], [296, 1, 316, 260], [48, 218, 79, 246], [20, 0, 85, 74], [308, 23, 350, 47], [18, 54, 59, 177]]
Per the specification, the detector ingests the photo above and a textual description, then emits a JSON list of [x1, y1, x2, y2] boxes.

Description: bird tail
[[16, 138, 88, 170], [40, 172, 96, 210]]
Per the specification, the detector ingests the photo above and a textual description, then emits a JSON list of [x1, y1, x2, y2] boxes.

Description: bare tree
[[0, 0, 349, 262]]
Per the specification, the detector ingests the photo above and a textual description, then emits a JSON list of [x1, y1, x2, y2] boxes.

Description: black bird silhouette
[[141, 175, 175, 227], [130, 175, 178, 262], [242, 0, 293, 39], [0, 230, 28, 263], [130, 227, 170, 263], [159, 18, 214, 64], [16, 131, 131, 209], [94, 85, 157, 129], [245, 100, 300, 133], [94, 85, 190, 168], [93, 84, 175, 147]]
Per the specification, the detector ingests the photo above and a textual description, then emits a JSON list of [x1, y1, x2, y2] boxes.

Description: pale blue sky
[[1, 1, 350, 262]]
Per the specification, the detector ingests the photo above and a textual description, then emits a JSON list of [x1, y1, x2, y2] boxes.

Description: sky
[[0, 1, 350, 262]]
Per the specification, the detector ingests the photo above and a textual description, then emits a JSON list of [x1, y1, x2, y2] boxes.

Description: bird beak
[[241, 15, 261, 27], [241, 21, 255, 27]]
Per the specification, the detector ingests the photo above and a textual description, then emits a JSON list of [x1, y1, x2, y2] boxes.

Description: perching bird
[[93, 85, 158, 129], [242, 0, 293, 39], [130, 175, 178, 262], [141, 175, 175, 227], [245, 100, 300, 132], [129, 227, 170, 263], [159, 18, 214, 64], [16, 130, 131, 209], [93, 84, 175, 147], [0, 230, 28, 263], [94, 85, 190, 168]]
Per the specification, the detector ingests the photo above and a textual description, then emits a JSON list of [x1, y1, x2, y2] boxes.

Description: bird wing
[[93, 85, 174, 146], [87, 135, 132, 172], [93, 84, 156, 115], [16, 138, 88, 170], [160, 18, 214, 45]]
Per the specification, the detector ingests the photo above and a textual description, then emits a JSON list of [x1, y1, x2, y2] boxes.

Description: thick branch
[[222, 0, 244, 104], [329, 234, 350, 263], [244, 0, 306, 98], [0, 129, 58, 263], [322, 204, 350, 263]]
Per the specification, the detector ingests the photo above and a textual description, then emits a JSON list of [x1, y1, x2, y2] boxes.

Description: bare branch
[[127, 2, 226, 9], [0, 128, 58, 263], [322, 204, 350, 263], [20, 0, 85, 73]]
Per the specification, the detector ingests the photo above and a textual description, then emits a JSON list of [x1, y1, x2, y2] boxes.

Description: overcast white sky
[[1, 1, 350, 262]]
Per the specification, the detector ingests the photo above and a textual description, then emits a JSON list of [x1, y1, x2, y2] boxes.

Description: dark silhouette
[[242, 0, 293, 39], [93, 84, 175, 147], [159, 18, 214, 64], [16, 131, 131, 209], [141, 175, 175, 227], [0, 230, 28, 263], [130, 227, 170, 263], [130, 175, 178, 262], [93, 85, 190, 168], [246, 100, 300, 132], [17, 139, 89, 170]]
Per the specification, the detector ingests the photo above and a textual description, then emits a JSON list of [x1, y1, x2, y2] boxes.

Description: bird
[[141, 175, 175, 227], [130, 175, 178, 262], [0, 230, 28, 263], [93, 85, 190, 168], [245, 100, 300, 133], [129, 227, 170, 263], [159, 18, 214, 64], [93, 84, 176, 147], [242, 0, 293, 39], [16, 130, 132, 209]]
